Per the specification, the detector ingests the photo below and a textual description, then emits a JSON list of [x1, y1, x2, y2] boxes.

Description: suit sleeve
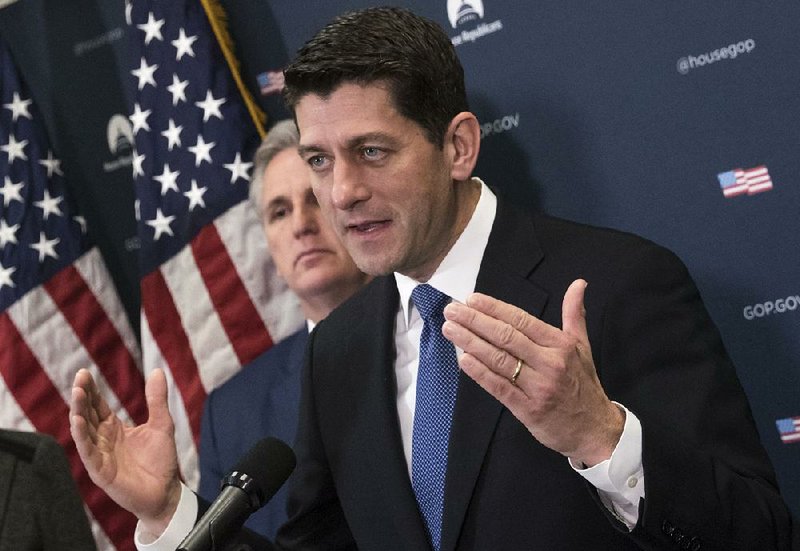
[[198, 391, 224, 503], [592, 243, 795, 550]]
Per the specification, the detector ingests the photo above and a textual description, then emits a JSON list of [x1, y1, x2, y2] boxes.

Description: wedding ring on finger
[[510, 358, 523, 386]]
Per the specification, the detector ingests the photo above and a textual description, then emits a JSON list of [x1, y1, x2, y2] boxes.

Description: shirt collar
[[395, 178, 497, 324]]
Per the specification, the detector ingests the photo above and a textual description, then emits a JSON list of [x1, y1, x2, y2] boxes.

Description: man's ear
[[445, 112, 481, 181]]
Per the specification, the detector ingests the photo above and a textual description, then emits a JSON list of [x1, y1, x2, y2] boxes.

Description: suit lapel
[[338, 277, 432, 548], [441, 199, 549, 551]]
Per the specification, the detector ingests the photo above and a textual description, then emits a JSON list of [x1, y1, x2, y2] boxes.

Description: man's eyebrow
[[297, 144, 322, 157], [264, 195, 289, 209], [297, 132, 399, 157]]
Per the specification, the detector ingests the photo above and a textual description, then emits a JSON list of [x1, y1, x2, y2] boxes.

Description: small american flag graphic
[[775, 416, 800, 444], [257, 70, 285, 96], [717, 165, 773, 198]]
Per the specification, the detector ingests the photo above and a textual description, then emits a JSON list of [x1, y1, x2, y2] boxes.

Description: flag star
[[131, 57, 159, 91], [34, 189, 64, 220], [195, 90, 226, 122], [223, 152, 253, 183], [73, 215, 87, 234], [30, 231, 60, 262], [161, 119, 183, 151], [184, 179, 208, 211], [3, 92, 33, 122], [131, 150, 146, 178], [0, 262, 15, 289], [187, 135, 215, 166], [1, 134, 28, 163], [146, 208, 175, 240], [39, 150, 63, 178], [0, 177, 24, 206], [0, 219, 20, 247], [137, 12, 165, 45], [172, 28, 198, 61], [130, 102, 152, 134], [152, 163, 180, 195], [167, 74, 189, 106]]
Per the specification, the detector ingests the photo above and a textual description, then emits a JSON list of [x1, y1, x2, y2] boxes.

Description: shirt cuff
[[570, 403, 645, 529], [135, 483, 198, 551]]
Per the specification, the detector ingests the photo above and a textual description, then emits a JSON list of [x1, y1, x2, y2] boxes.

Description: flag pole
[[199, 0, 268, 138]]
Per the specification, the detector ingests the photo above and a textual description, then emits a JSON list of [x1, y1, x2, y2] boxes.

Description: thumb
[[145, 368, 174, 433], [562, 279, 589, 342]]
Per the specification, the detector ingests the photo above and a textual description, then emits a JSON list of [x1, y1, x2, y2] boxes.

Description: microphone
[[178, 437, 296, 551]]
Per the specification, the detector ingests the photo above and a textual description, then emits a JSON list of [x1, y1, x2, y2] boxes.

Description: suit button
[[662, 519, 675, 536]]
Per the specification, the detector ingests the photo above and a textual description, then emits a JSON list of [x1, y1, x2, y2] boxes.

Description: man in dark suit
[[70, 7, 795, 550], [0, 429, 97, 550]]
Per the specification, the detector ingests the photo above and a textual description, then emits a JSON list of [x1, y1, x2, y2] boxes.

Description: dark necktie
[[410, 284, 460, 551]]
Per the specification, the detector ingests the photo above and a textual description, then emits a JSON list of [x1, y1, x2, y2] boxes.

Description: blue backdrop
[[237, 0, 800, 513], [2, 0, 797, 520]]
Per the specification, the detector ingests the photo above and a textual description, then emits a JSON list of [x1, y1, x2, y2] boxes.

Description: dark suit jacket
[[274, 199, 794, 550], [199, 327, 308, 538], [0, 429, 97, 551]]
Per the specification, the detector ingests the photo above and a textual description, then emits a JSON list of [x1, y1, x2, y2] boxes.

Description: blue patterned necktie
[[411, 284, 460, 551]]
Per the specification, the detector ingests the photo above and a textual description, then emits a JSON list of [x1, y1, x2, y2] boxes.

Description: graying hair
[[249, 119, 301, 211]]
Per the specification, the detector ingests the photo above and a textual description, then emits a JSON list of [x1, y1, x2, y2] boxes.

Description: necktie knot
[[411, 284, 450, 323]]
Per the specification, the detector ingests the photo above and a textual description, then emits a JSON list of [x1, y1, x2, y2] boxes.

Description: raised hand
[[70, 368, 182, 536], [442, 279, 624, 467]]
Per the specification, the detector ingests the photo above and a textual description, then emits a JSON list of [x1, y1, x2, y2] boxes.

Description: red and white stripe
[[140, 199, 303, 489], [740, 165, 773, 195], [0, 247, 143, 551]]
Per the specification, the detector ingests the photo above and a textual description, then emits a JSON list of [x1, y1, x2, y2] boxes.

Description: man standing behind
[[197, 119, 369, 538]]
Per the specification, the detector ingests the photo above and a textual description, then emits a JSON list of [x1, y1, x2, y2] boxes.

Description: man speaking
[[71, 7, 795, 550]]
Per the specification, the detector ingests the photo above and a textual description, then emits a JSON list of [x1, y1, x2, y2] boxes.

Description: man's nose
[[292, 204, 319, 237], [331, 160, 369, 210]]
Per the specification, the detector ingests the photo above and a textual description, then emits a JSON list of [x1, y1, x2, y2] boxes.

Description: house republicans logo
[[447, 0, 483, 27], [742, 294, 799, 320], [446, 0, 503, 47], [103, 114, 134, 173]]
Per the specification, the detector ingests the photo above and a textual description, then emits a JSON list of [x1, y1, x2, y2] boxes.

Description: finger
[[562, 279, 589, 344], [442, 315, 549, 392], [458, 351, 532, 419], [145, 369, 174, 434], [458, 293, 564, 348], [70, 385, 104, 471]]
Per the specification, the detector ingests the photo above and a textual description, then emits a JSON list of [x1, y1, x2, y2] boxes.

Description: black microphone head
[[223, 437, 296, 510]]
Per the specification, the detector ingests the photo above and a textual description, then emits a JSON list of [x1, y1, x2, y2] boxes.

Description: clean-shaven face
[[295, 82, 461, 281], [258, 147, 364, 302]]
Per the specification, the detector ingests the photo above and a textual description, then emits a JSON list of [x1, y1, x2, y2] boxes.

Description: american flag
[[0, 37, 142, 550], [776, 416, 800, 444], [717, 165, 773, 198], [128, 0, 302, 498], [257, 69, 286, 96]]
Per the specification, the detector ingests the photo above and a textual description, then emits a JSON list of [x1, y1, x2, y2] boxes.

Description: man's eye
[[308, 155, 328, 169], [267, 207, 288, 222], [362, 147, 383, 159]]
